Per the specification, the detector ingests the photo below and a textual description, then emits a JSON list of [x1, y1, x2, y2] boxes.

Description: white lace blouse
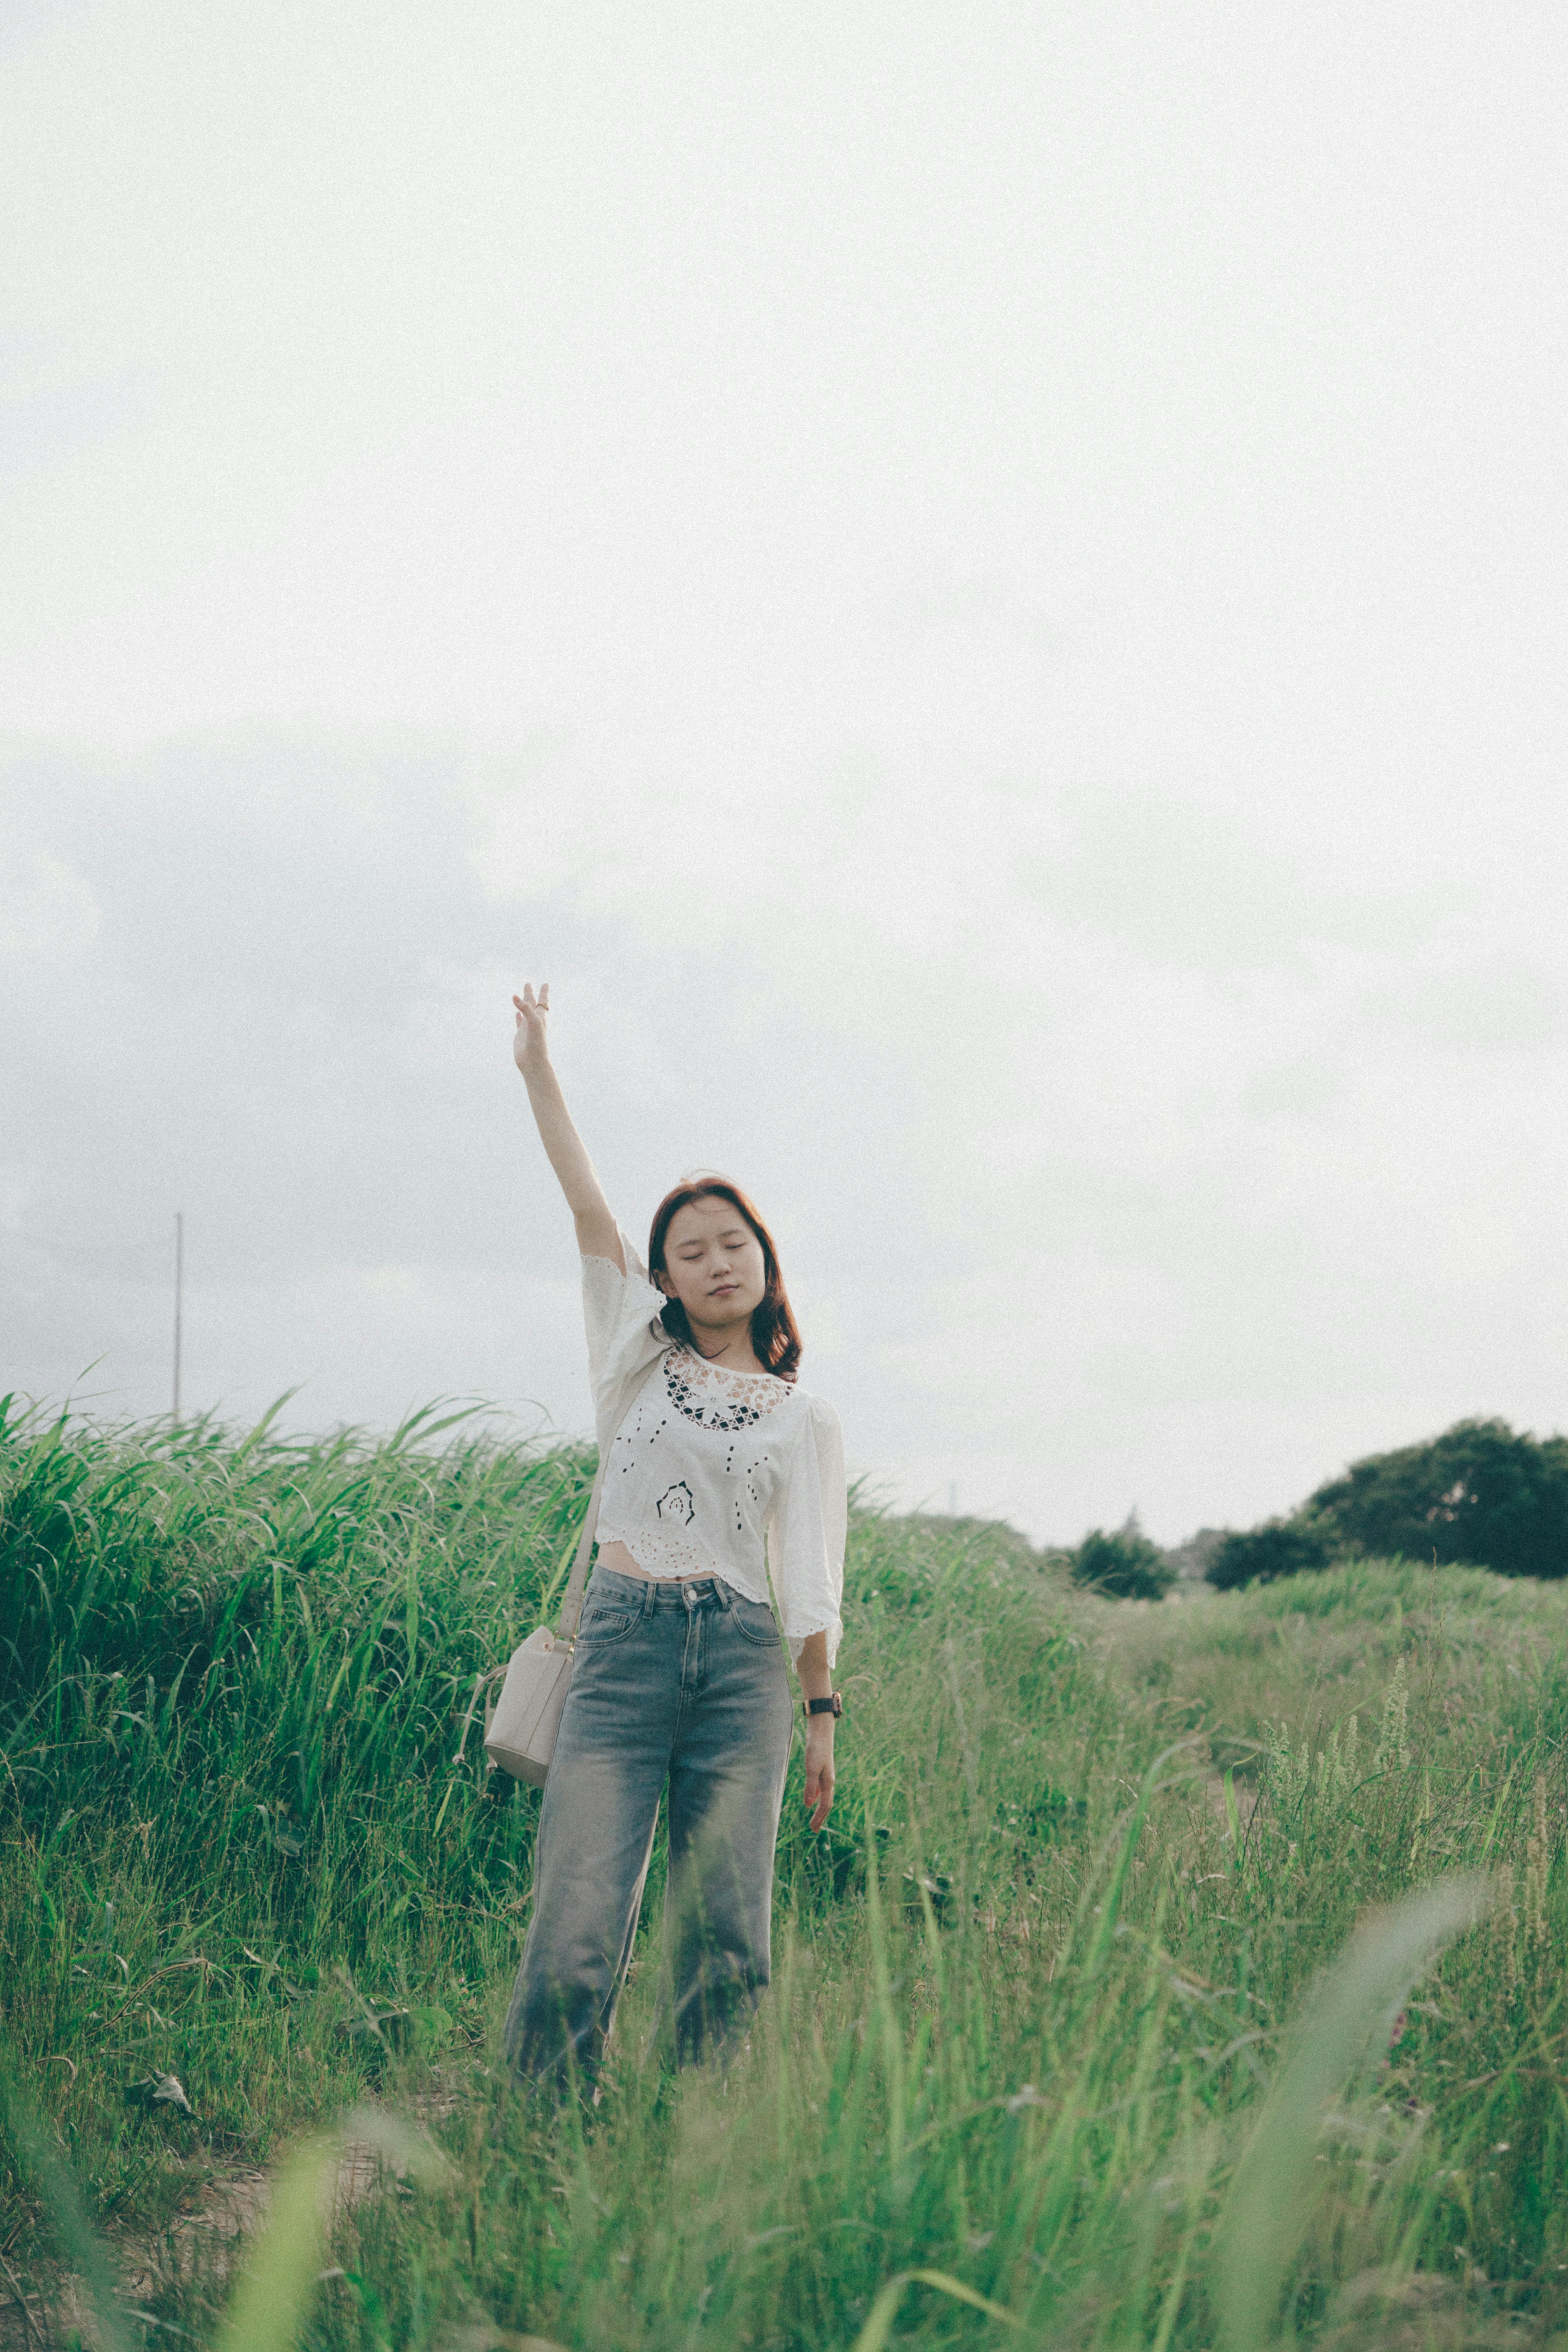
[[583, 1231, 845, 1665]]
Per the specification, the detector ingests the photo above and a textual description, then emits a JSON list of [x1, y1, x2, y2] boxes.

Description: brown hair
[[648, 1176, 802, 1382]]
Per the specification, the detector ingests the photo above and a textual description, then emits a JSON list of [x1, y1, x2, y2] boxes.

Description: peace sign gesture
[[512, 982, 551, 1079]]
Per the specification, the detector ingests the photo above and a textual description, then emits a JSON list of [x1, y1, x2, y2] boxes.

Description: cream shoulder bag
[[483, 1460, 607, 1786]]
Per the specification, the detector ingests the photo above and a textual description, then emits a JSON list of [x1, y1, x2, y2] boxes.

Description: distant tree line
[[1065, 1418, 1568, 1601], [1205, 1417, 1568, 1589]]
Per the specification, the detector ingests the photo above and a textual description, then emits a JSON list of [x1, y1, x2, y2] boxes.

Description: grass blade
[[851, 2267, 1020, 2352], [1216, 1874, 1491, 2352], [0, 2054, 132, 2352], [210, 2131, 338, 2352]]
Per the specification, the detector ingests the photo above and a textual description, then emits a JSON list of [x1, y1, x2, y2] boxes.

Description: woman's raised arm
[[511, 983, 624, 1271]]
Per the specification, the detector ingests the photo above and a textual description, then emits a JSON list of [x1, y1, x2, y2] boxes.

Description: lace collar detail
[[663, 1344, 793, 1431]]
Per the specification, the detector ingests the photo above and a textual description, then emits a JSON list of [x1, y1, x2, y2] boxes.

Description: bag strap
[[555, 1456, 609, 1645]]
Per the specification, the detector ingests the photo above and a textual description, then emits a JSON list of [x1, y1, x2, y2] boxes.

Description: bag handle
[[555, 1455, 609, 1646]]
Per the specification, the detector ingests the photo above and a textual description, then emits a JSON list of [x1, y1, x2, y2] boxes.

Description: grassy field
[[2, 1397, 1566, 2352]]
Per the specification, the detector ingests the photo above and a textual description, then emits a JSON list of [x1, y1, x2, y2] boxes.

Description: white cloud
[[0, 830, 100, 966], [3, 9, 1568, 1543], [401, 958, 523, 1075]]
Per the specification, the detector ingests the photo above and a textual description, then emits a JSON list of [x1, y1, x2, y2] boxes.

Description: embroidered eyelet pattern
[[618, 1529, 710, 1577], [664, 1346, 790, 1431]]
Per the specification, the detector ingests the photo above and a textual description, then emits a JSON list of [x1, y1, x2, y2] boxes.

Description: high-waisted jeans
[[501, 1565, 795, 2087]]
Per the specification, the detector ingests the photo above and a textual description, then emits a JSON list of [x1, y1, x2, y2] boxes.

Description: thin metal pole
[[173, 1211, 184, 1423]]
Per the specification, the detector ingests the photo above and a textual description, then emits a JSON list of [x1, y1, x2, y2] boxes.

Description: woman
[[503, 981, 846, 2087]]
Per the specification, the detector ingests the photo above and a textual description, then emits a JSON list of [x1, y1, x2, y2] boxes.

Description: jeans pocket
[[731, 1601, 780, 1648], [578, 1606, 638, 1646]]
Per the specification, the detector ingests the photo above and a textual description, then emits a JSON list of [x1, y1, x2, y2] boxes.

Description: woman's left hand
[[804, 1724, 835, 1832]]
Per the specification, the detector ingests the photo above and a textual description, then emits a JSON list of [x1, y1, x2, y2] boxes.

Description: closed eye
[[676, 1227, 752, 1259]]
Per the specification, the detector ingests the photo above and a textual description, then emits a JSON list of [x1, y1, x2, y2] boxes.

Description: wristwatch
[[804, 1692, 843, 1719]]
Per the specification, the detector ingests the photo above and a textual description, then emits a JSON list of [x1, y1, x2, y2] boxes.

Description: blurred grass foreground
[[2, 1395, 1566, 2352]]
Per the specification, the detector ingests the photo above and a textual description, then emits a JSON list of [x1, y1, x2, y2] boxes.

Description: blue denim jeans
[[502, 1566, 796, 2086]]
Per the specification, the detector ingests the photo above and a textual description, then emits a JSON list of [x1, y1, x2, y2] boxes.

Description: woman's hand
[[512, 982, 550, 1079], [804, 1722, 835, 1833]]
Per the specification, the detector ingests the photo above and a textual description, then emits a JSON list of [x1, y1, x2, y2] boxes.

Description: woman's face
[[658, 1195, 767, 1328]]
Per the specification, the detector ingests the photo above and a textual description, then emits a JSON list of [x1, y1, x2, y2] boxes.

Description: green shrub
[[1310, 1416, 1568, 1579], [1070, 1523, 1175, 1601], [1207, 1516, 1337, 1590]]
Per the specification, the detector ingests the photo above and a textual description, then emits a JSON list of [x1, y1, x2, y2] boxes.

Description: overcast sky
[[4, 2, 1567, 1545]]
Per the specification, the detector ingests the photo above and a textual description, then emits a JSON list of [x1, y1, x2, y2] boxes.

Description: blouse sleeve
[[766, 1395, 846, 1667], [581, 1228, 672, 1450]]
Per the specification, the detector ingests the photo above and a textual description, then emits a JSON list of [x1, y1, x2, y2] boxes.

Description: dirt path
[[0, 2093, 459, 2348]]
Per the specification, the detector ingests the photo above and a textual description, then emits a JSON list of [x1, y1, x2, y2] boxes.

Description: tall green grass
[[3, 1396, 1566, 2350]]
